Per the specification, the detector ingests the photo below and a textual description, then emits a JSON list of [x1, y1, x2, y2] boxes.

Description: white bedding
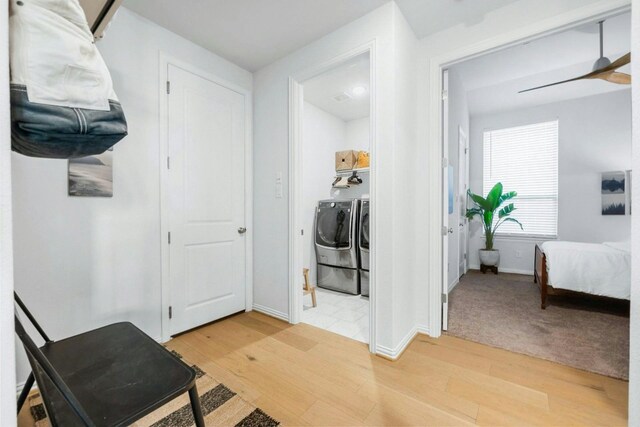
[[540, 241, 630, 300]]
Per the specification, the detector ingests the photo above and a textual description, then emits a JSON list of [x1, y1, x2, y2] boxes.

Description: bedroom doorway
[[438, 9, 632, 380]]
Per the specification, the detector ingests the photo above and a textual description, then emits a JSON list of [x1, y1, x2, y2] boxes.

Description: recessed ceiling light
[[352, 86, 367, 96]]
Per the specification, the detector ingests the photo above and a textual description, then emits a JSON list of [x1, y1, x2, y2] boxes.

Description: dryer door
[[359, 201, 370, 270], [315, 200, 358, 268], [315, 201, 353, 249]]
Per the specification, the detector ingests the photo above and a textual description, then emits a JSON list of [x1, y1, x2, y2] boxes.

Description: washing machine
[[358, 199, 370, 297], [315, 199, 360, 294]]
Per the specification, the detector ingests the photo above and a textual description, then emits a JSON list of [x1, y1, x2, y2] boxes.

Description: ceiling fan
[[520, 20, 631, 93]]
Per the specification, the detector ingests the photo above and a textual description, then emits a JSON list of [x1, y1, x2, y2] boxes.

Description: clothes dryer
[[315, 199, 359, 294]]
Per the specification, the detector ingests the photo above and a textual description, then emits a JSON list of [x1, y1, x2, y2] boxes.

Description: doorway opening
[[440, 11, 632, 380], [289, 46, 375, 349]]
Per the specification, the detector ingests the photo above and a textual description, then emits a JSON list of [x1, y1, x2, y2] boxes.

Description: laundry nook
[[297, 53, 371, 343]]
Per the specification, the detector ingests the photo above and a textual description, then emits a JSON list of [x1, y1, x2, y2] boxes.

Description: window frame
[[481, 119, 559, 240]]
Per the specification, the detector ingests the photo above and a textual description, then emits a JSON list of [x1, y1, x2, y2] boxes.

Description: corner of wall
[[0, 0, 17, 422], [628, 0, 639, 423]]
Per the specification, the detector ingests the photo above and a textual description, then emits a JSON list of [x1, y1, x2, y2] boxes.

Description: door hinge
[[167, 156, 170, 169], [442, 158, 448, 168], [301, 229, 304, 236], [169, 306, 172, 319], [168, 232, 171, 244], [442, 225, 448, 236], [166, 81, 171, 94], [442, 293, 448, 304], [442, 89, 448, 100]]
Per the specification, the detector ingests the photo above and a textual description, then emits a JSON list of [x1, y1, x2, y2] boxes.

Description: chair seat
[[37, 322, 195, 426]]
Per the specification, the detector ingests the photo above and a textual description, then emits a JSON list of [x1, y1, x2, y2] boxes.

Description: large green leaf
[[466, 208, 483, 220], [467, 190, 491, 211], [498, 203, 516, 218], [499, 191, 517, 203], [498, 191, 517, 208], [483, 210, 493, 228], [498, 217, 524, 230], [485, 183, 503, 210]]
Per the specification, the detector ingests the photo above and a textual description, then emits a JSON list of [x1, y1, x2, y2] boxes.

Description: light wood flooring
[[20, 311, 629, 426]]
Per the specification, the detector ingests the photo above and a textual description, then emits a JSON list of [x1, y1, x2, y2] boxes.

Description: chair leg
[[311, 288, 317, 307], [189, 384, 205, 427], [17, 373, 35, 414]]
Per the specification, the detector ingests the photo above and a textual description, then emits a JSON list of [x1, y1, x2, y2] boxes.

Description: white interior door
[[458, 127, 469, 277], [442, 70, 450, 331], [167, 64, 246, 335]]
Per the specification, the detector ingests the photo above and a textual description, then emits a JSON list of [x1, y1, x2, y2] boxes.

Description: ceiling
[[394, 0, 518, 39], [303, 53, 370, 122], [123, 0, 387, 71], [450, 12, 631, 116], [122, 0, 522, 71]]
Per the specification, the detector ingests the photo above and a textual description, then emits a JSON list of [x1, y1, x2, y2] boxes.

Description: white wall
[[253, 2, 418, 353], [390, 7, 420, 345], [629, 0, 639, 423], [302, 102, 370, 284], [466, 90, 632, 273], [0, 0, 16, 422], [446, 69, 469, 289], [11, 7, 252, 383], [414, 0, 630, 332], [346, 117, 370, 151]]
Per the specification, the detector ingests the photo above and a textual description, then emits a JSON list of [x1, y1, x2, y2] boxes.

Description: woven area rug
[[27, 350, 278, 427], [448, 270, 629, 379]]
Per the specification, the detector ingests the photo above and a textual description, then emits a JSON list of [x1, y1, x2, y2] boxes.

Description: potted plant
[[466, 182, 522, 268]]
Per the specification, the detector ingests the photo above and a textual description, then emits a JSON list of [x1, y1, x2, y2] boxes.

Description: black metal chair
[[14, 292, 205, 427]]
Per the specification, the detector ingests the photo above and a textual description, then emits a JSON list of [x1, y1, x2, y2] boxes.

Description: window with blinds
[[483, 120, 558, 237]]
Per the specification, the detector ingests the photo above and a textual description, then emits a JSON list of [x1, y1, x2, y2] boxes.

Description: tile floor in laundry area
[[302, 287, 370, 343]]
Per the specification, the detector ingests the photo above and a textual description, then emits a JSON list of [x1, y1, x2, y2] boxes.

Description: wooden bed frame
[[534, 244, 628, 310], [534, 244, 550, 309]]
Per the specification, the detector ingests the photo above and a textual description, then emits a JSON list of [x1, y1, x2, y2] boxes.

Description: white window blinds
[[483, 120, 558, 237]]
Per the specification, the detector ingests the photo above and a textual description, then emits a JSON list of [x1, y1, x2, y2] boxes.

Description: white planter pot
[[479, 249, 500, 266]]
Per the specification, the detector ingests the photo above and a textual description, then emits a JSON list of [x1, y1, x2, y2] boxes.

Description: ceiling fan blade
[[519, 75, 588, 93], [600, 52, 631, 72], [520, 52, 631, 93], [592, 71, 632, 84], [520, 22, 629, 94]]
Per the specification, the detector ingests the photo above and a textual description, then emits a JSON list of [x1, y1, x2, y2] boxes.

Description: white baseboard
[[468, 264, 533, 276], [416, 324, 431, 336], [376, 326, 419, 360], [252, 304, 289, 322], [448, 279, 459, 293]]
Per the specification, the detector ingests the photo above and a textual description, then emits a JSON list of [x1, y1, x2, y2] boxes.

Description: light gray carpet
[[448, 271, 629, 379]]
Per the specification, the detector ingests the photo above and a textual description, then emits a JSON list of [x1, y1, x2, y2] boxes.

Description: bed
[[534, 241, 630, 309]]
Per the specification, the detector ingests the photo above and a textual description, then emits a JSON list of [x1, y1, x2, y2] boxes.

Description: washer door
[[359, 201, 370, 271], [360, 202, 369, 250], [315, 201, 353, 249]]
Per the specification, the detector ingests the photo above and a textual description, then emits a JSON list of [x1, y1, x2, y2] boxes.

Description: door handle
[[448, 228, 453, 234], [238, 227, 247, 234]]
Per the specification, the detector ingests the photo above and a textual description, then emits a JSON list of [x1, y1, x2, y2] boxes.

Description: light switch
[[276, 172, 283, 198]]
